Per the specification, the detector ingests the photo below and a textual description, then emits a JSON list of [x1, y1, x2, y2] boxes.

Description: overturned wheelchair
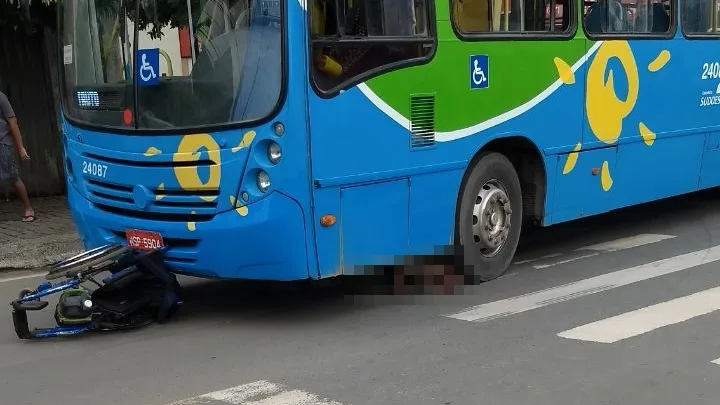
[[10, 244, 183, 340]]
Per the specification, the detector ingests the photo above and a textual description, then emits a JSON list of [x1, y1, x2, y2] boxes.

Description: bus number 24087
[[82, 160, 108, 178]]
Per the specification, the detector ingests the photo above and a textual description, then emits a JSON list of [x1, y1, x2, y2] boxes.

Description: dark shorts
[[0, 144, 19, 181]]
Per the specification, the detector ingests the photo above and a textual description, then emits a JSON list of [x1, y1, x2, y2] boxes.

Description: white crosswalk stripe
[[514, 233, 676, 269], [167, 380, 346, 405], [557, 286, 720, 343], [446, 243, 720, 323], [532, 253, 598, 270], [575, 233, 675, 253], [447, 231, 720, 362]]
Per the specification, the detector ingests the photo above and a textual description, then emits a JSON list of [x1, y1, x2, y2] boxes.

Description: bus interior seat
[[551, 0, 571, 31], [188, 32, 238, 121], [647, 3, 670, 33], [365, 0, 416, 36], [583, 2, 603, 33], [632, 2, 669, 33], [585, 0, 626, 33], [453, 0, 490, 32], [682, 0, 710, 33], [229, 24, 282, 122]]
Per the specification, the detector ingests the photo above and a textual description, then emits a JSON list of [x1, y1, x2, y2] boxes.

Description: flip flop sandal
[[22, 214, 36, 222]]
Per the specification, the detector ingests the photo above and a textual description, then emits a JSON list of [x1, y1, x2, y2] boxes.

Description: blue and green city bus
[[58, 0, 720, 282]]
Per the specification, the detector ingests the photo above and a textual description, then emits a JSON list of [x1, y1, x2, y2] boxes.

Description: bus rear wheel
[[457, 152, 523, 282]]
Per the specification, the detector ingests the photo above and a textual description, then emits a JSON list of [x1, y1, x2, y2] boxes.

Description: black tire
[[456, 152, 523, 282], [19, 289, 34, 300]]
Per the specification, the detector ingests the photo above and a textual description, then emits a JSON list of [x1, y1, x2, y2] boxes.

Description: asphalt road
[[3, 190, 720, 405]]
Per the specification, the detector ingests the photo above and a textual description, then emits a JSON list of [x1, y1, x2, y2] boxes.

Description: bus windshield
[[59, 0, 282, 131]]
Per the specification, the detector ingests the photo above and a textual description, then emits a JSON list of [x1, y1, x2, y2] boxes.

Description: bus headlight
[[268, 142, 282, 164], [257, 170, 271, 193]]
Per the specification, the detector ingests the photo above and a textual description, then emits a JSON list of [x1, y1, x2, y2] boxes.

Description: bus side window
[[682, 0, 717, 35], [584, 0, 672, 36], [451, 0, 572, 34], [310, 0, 436, 94]]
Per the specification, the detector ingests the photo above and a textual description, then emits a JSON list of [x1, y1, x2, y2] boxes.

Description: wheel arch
[[452, 135, 547, 243]]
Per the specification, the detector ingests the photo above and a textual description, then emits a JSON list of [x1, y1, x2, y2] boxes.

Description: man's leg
[[11, 177, 34, 221], [0, 144, 34, 221]]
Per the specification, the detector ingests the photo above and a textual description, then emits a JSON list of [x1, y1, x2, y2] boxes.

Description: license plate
[[125, 229, 164, 250]]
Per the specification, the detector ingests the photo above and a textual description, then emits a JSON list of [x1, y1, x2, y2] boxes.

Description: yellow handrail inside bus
[[158, 49, 174, 76]]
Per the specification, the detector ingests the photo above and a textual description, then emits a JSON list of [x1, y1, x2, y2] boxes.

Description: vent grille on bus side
[[410, 94, 436, 149]]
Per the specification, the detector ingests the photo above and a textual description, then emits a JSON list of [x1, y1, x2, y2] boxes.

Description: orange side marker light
[[320, 215, 336, 227]]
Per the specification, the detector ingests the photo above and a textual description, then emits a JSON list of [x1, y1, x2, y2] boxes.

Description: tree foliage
[[0, 0, 57, 28], [91, 0, 207, 39], [0, 0, 206, 36], [131, 0, 207, 39]]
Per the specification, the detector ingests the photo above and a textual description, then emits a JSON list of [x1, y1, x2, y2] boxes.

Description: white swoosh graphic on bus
[[357, 41, 603, 143]]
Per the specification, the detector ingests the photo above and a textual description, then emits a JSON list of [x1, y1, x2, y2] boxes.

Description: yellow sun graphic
[[229, 195, 249, 217], [155, 183, 166, 201], [555, 43, 670, 192], [144, 146, 162, 156], [232, 130, 256, 153], [142, 130, 258, 232], [187, 211, 197, 232]]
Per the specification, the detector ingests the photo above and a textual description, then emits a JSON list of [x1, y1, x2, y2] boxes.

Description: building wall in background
[[0, 25, 64, 198]]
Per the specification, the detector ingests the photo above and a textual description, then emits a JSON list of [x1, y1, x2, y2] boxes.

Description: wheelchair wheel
[[18, 289, 34, 300], [46, 244, 130, 280], [97, 312, 154, 332]]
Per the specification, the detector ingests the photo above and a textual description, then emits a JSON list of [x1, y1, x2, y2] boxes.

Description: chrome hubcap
[[471, 180, 512, 258]]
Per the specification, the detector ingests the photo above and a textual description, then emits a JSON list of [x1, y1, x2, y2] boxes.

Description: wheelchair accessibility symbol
[[137, 49, 160, 87], [470, 55, 489, 90]]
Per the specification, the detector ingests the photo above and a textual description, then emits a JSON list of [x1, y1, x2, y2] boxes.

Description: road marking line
[[168, 380, 345, 405], [445, 244, 720, 322], [557, 286, 720, 343], [576, 234, 675, 253], [514, 259, 536, 265], [514, 252, 563, 266], [533, 253, 599, 270], [0, 272, 45, 284]]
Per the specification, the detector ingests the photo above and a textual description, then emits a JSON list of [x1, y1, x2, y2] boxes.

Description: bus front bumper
[[66, 185, 311, 281]]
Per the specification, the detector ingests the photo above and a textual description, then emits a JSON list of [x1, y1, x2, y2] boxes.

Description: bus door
[[306, 0, 435, 277]]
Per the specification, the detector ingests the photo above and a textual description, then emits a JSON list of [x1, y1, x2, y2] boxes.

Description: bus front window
[[59, 0, 283, 131]]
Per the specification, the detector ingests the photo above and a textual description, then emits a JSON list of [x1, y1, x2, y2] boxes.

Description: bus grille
[[86, 179, 219, 222], [81, 150, 220, 222]]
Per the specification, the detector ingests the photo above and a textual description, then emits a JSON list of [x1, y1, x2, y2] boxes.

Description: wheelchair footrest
[[13, 300, 49, 311]]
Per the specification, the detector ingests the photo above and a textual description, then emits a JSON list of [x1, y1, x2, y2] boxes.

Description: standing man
[[0, 90, 35, 222]]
